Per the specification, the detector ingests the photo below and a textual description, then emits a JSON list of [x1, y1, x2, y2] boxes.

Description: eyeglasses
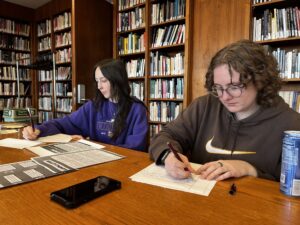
[[210, 83, 246, 98]]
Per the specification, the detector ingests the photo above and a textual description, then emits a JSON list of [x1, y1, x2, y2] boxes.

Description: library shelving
[[113, 0, 192, 138], [33, 0, 113, 123], [0, 16, 33, 119], [251, 0, 300, 113]]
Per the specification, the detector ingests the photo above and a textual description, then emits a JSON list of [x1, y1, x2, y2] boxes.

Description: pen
[[27, 108, 35, 132], [167, 142, 189, 172]]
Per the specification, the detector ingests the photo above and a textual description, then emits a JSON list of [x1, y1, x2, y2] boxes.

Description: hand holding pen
[[22, 108, 40, 140], [27, 108, 35, 132], [165, 142, 194, 178]]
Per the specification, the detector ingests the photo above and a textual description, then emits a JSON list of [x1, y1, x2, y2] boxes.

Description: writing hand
[[71, 135, 83, 141], [22, 126, 40, 140], [164, 152, 195, 179], [195, 160, 258, 181]]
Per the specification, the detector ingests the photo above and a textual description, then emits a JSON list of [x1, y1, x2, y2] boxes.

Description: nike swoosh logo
[[206, 138, 256, 155]]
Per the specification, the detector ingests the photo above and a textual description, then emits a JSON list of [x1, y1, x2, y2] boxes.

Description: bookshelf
[[251, 0, 300, 112], [32, 0, 113, 123], [0, 16, 33, 118], [113, 0, 192, 138]]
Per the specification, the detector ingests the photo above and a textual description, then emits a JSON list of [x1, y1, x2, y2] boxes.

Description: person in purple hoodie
[[23, 59, 148, 151]]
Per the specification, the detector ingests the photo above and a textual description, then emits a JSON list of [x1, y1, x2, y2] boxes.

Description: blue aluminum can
[[280, 131, 300, 196]]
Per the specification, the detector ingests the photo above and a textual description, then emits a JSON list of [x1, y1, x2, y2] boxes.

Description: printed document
[[130, 163, 216, 196], [32, 148, 124, 169], [27, 139, 105, 156], [0, 160, 69, 189]]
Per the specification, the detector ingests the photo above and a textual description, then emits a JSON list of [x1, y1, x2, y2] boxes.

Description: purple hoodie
[[37, 100, 148, 151]]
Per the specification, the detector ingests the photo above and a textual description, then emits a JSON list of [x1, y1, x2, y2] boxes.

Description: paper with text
[[27, 140, 105, 157], [0, 138, 41, 149], [130, 163, 216, 196], [37, 133, 73, 143]]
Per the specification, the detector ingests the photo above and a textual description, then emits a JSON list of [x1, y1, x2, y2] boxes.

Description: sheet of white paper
[[130, 163, 216, 196], [37, 134, 73, 143], [0, 138, 41, 149]]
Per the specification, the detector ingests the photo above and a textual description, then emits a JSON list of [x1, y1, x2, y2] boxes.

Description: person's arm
[[36, 101, 92, 137], [117, 103, 148, 151]]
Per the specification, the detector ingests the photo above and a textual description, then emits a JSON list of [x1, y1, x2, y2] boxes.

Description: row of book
[[38, 70, 52, 81], [57, 67, 71, 80], [37, 19, 51, 37], [130, 81, 144, 101], [0, 50, 30, 65], [252, 0, 272, 4], [38, 36, 51, 52], [0, 18, 30, 36], [118, 33, 145, 55], [118, 0, 145, 11], [53, 12, 71, 32], [55, 48, 71, 64], [151, 24, 185, 47], [55, 32, 71, 48], [149, 124, 164, 138], [151, 0, 186, 25], [125, 58, 145, 77], [150, 78, 184, 99], [55, 83, 72, 97], [56, 98, 72, 113], [0, 67, 30, 81], [39, 83, 72, 97], [38, 97, 52, 110], [38, 111, 53, 123], [0, 97, 31, 110], [0, 34, 30, 51], [38, 67, 71, 81], [0, 82, 29, 96], [149, 101, 182, 123], [253, 7, 300, 41], [271, 47, 300, 79], [279, 91, 300, 113], [117, 7, 145, 32], [150, 51, 184, 76], [39, 83, 52, 96]]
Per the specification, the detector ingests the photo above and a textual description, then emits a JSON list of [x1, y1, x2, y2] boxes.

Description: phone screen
[[50, 176, 121, 208]]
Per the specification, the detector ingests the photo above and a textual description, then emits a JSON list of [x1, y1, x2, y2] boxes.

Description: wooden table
[[0, 133, 299, 225]]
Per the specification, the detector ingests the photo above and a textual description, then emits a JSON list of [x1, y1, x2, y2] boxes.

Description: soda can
[[280, 131, 300, 196]]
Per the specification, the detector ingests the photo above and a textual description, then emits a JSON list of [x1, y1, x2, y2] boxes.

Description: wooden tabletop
[[0, 134, 299, 224]]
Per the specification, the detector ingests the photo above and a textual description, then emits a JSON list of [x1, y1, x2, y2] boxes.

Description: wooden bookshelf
[[0, 1, 35, 120], [32, 0, 113, 123], [113, 0, 192, 138], [251, 0, 300, 112]]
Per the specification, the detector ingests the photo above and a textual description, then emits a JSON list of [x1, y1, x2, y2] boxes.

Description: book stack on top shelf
[[251, 0, 300, 113]]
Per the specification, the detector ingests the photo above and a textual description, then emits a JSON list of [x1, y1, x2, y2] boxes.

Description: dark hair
[[92, 59, 146, 139], [205, 39, 282, 107]]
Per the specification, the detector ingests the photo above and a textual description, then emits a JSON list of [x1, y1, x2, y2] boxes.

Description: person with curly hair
[[23, 59, 148, 151], [149, 39, 300, 181]]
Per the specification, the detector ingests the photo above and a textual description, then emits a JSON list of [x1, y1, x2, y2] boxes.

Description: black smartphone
[[50, 176, 121, 209]]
